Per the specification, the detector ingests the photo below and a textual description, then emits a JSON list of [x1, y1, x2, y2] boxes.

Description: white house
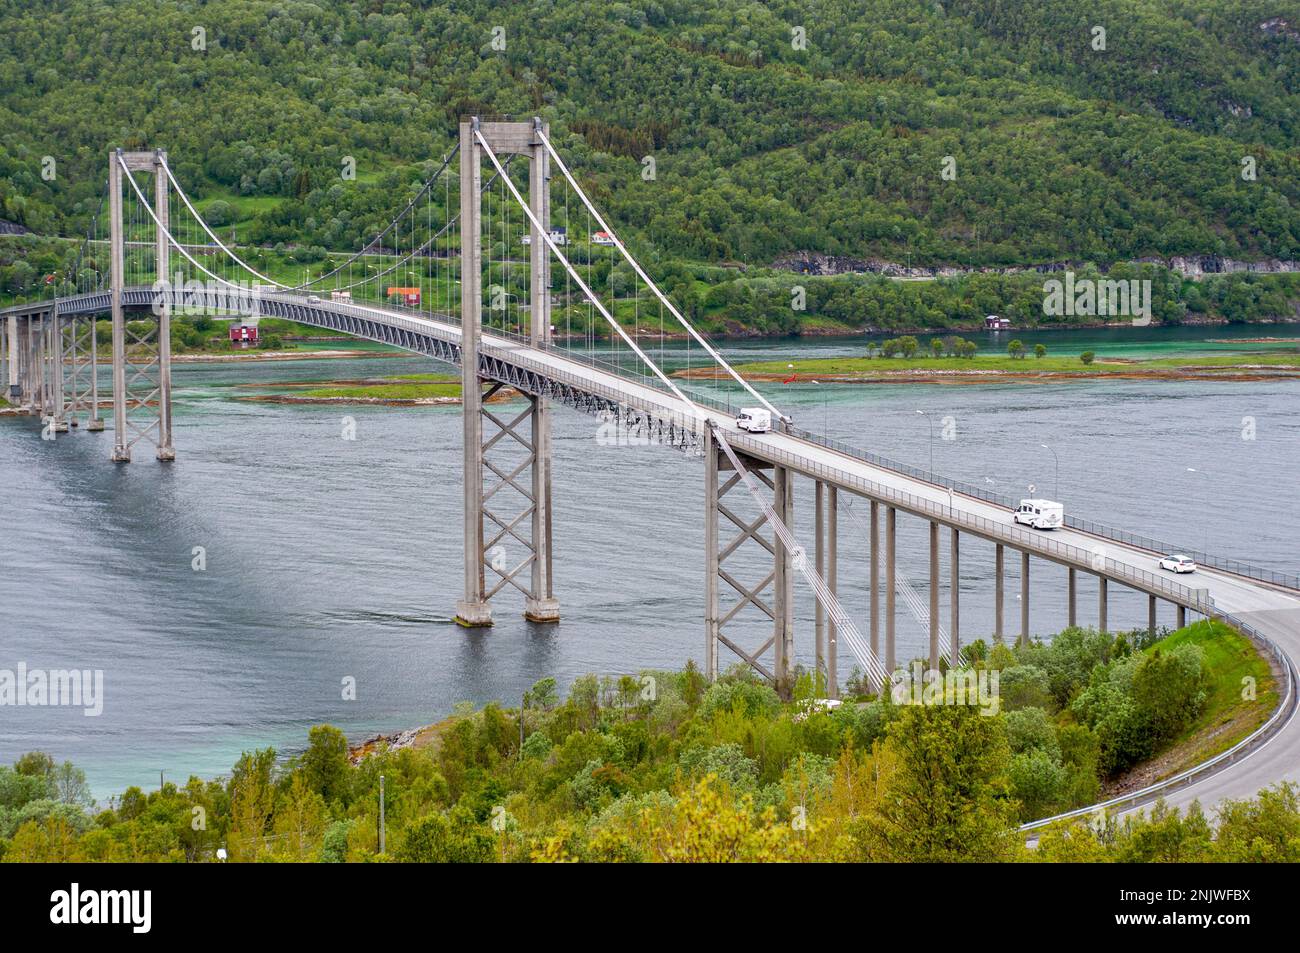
[[520, 226, 568, 246]]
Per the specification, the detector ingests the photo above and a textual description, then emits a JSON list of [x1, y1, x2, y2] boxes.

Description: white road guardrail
[[1020, 610, 1298, 833]]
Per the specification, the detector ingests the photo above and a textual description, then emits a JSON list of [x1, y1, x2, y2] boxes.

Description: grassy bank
[[236, 373, 467, 404], [1113, 620, 1277, 787], [301, 375, 462, 401], [702, 349, 1300, 382]]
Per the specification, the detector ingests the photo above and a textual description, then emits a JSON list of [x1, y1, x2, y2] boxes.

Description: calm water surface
[[2, 325, 1298, 797]]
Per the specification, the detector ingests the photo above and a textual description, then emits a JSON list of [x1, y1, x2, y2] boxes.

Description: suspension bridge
[[3, 118, 1298, 822]]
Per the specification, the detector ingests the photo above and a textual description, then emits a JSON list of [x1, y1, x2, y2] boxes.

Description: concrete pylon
[[1019, 551, 1030, 647], [1099, 576, 1109, 632], [455, 120, 491, 627], [154, 150, 174, 461], [48, 307, 68, 432], [455, 118, 559, 627], [885, 505, 896, 675], [109, 148, 174, 463], [109, 150, 128, 461], [524, 119, 558, 623]]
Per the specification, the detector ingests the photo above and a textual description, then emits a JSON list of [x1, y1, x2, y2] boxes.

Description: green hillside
[[2, 0, 1299, 328]]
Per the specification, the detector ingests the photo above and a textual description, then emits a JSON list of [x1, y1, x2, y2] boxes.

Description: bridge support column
[[1177, 604, 1186, 628], [455, 121, 491, 627], [949, 528, 960, 665], [5, 314, 17, 401], [109, 151, 129, 461], [994, 543, 1004, 642], [1148, 594, 1157, 639], [815, 482, 825, 683], [15, 318, 28, 408], [1098, 577, 1108, 632], [30, 317, 44, 416], [524, 118, 557, 624], [928, 520, 940, 668], [154, 151, 174, 461], [33, 315, 47, 419], [1068, 567, 1077, 628], [25, 318, 39, 413], [48, 309, 67, 432], [31, 315, 43, 415], [704, 435, 794, 693], [772, 465, 795, 698], [827, 486, 838, 698], [869, 500, 880, 680], [1019, 551, 1030, 647], [0, 313, 7, 401], [704, 428, 720, 679], [885, 506, 896, 675], [814, 483, 840, 694]]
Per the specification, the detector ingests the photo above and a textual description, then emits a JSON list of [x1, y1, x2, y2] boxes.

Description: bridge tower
[[454, 118, 559, 627], [108, 149, 175, 462]]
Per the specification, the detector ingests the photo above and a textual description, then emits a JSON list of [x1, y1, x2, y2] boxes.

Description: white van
[[736, 408, 772, 433], [1013, 499, 1063, 530]]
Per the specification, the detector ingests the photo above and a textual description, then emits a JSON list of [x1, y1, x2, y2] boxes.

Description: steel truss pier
[[704, 428, 796, 696]]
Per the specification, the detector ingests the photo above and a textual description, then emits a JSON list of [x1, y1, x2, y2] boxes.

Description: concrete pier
[[929, 520, 940, 668], [1020, 551, 1030, 647], [885, 505, 896, 674], [994, 543, 1005, 641], [1099, 576, 1109, 632], [949, 528, 960, 664]]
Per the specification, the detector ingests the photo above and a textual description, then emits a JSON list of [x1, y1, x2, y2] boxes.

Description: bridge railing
[[1020, 607, 1298, 832], [779, 420, 1299, 594], [732, 434, 1215, 611]]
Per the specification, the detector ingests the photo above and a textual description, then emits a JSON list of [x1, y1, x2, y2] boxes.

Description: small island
[[236, 373, 517, 406], [679, 339, 1300, 385]]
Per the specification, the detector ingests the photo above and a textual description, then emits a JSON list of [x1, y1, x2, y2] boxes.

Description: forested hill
[[1, 0, 1298, 269]]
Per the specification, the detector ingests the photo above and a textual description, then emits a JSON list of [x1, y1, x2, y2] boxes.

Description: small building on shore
[[985, 314, 1012, 330], [387, 286, 421, 307], [229, 317, 259, 347]]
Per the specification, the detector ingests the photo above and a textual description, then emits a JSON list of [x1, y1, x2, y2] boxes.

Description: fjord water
[[2, 324, 1298, 798]]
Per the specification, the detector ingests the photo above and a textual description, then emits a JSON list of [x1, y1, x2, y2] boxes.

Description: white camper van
[[736, 408, 772, 433], [1013, 499, 1063, 530]]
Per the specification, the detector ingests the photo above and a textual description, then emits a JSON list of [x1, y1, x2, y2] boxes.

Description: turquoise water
[[2, 322, 1298, 798]]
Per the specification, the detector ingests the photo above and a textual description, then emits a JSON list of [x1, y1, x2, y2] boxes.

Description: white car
[[307, 294, 321, 304], [1159, 554, 1196, 574]]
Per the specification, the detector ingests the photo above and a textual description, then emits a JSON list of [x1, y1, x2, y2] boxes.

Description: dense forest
[[2, 621, 1291, 863], [2, 0, 1299, 266]]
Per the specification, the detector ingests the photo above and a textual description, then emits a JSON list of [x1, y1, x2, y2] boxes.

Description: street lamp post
[[1040, 444, 1059, 499]]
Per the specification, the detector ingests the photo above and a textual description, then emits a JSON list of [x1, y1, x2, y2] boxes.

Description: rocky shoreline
[[773, 251, 1300, 280]]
